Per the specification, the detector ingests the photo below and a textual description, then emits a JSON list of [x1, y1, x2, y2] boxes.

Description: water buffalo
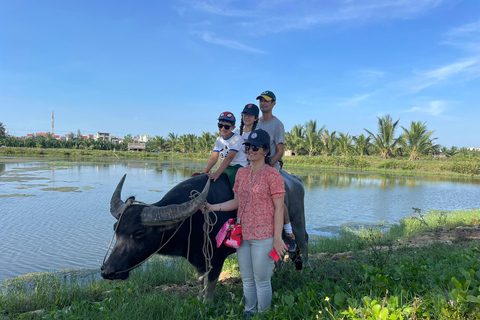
[[101, 171, 308, 301]]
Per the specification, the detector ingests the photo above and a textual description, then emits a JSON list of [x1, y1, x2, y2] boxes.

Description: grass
[[1, 209, 480, 319]]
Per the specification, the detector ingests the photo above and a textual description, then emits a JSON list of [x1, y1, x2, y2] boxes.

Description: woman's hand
[[273, 237, 288, 259], [200, 202, 210, 214]]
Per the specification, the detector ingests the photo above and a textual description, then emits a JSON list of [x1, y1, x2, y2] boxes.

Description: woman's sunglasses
[[218, 124, 232, 130], [244, 144, 261, 152]]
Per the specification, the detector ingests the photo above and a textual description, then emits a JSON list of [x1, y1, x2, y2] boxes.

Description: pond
[[1, 157, 479, 283]]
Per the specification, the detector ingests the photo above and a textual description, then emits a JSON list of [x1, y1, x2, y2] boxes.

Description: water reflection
[[290, 169, 480, 190]]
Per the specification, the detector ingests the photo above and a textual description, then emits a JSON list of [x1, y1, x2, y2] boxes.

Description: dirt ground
[[310, 225, 480, 261]]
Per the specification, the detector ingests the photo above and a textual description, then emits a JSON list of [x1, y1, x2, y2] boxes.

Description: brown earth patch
[[310, 225, 480, 261]]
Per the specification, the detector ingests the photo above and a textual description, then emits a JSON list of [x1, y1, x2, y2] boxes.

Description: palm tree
[[336, 132, 356, 156], [198, 131, 216, 153], [304, 120, 325, 156], [167, 133, 179, 152], [365, 115, 402, 159], [151, 135, 167, 152], [0, 122, 6, 137], [178, 134, 188, 153], [400, 121, 437, 160], [320, 129, 337, 156], [185, 134, 198, 153], [353, 134, 371, 156], [441, 146, 459, 158], [285, 124, 305, 155]]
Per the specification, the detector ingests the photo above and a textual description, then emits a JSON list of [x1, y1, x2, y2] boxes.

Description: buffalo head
[[101, 174, 210, 280]]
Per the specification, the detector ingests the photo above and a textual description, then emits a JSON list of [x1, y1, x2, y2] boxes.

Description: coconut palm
[[304, 120, 325, 156], [400, 121, 437, 160], [285, 124, 305, 155], [0, 122, 6, 137], [152, 135, 167, 152], [178, 134, 188, 153], [198, 131, 216, 153], [185, 134, 198, 153], [441, 146, 459, 158], [365, 115, 401, 159], [167, 132, 179, 152], [336, 132, 356, 156], [353, 134, 372, 156], [320, 129, 337, 156]]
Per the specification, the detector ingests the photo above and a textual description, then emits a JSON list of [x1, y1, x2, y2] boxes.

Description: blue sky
[[1, 0, 479, 147]]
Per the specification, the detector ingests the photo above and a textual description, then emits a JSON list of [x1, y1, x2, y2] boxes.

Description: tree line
[[0, 116, 475, 160]]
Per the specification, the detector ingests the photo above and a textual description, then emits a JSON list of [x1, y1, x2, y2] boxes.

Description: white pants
[[236, 237, 275, 313]]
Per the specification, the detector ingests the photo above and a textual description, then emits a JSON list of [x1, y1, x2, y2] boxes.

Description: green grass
[[2, 209, 480, 319]]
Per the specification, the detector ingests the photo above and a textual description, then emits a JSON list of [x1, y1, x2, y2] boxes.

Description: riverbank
[[1, 147, 479, 179], [1, 209, 480, 319]]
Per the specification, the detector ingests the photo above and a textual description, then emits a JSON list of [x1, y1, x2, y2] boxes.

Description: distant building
[[96, 132, 110, 141], [139, 134, 153, 143], [128, 143, 146, 152], [468, 147, 480, 152]]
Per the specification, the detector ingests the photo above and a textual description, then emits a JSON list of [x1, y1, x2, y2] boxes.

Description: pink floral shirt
[[233, 164, 285, 240]]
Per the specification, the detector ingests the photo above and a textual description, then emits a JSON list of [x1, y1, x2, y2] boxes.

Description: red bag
[[217, 218, 242, 248]]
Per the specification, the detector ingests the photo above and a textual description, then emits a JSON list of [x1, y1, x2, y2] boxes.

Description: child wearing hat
[[192, 111, 247, 188], [239, 103, 260, 141]]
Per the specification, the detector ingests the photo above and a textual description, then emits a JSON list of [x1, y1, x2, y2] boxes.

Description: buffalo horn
[[110, 174, 127, 219], [140, 179, 210, 226]]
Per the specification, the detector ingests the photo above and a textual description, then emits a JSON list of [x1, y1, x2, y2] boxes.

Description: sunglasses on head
[[244, 144, 261, 152], [218, 123, 232, 130]]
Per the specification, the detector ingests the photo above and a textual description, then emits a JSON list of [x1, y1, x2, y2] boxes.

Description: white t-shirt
[[213, 132, 248, 167]]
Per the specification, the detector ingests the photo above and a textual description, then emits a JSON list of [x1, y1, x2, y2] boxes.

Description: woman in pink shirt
[[205, 129, 287, 317]]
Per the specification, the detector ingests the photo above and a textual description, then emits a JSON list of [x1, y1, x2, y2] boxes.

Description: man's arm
[[269, 143, 284, 167]]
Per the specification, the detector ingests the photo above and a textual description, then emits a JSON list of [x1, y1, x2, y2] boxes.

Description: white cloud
[[423, 59, 478, 80], [181, 0, 449, 35], [193, 31, 267, 54], [405, 59, 479, 93], [338, 93, 372, 107], [446, 19, 480, 37], [405, 100, 446, 116], [188, 0, 254, 17]]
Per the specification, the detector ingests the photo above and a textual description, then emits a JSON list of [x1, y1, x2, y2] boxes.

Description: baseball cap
[[256, 90, 276, 102], [218, 111, 236, 123], [241, 104, 259, 117], [244, 129, 270, 147]]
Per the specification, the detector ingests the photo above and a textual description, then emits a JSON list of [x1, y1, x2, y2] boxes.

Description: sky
[[1, 0, 479, 148]]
